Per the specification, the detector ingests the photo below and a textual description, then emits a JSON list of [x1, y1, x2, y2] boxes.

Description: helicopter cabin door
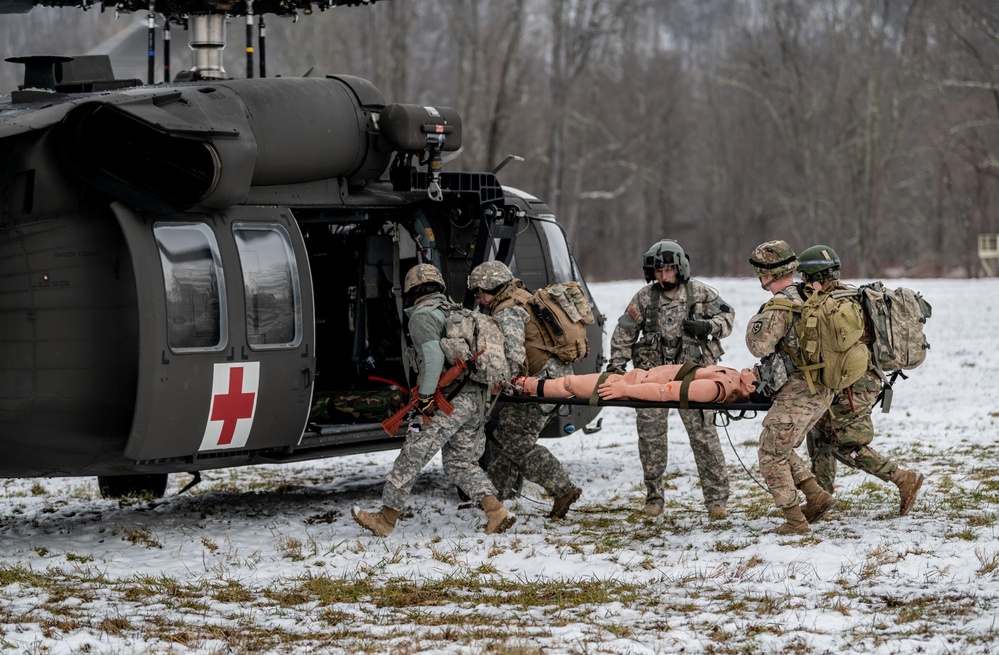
[[111, 203, 315, 463]]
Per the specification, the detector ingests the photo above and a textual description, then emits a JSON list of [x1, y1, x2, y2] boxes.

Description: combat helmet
[[403, 263, 446, 294], [797, 245, 841, 283], [467, 260, 514, 294], [749, 240, 798, 279], [643, 239, 690, 284]]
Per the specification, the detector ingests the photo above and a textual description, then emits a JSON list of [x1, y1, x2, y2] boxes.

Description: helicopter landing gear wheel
[[97, 473, 169, 499]]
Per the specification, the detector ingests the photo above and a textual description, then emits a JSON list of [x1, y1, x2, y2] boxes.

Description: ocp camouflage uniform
[[607, 280, 733, 509], [746, 284, 833, 509], [380, 292, 498, 511], [488, 283, 579, 502], [806, 369, 899, 492]]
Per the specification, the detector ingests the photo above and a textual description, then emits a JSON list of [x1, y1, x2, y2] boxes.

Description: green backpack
[[764, 287, 870, 394]]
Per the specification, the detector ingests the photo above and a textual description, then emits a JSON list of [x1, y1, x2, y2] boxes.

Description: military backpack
[[856, 282, 932, 373], [497, 281, 594, 374], [764, 287, 870, 394], [437, 303, 510, 385]]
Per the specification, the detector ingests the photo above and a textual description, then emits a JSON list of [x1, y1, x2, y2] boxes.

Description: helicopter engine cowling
[[57, 76, 391, 215]]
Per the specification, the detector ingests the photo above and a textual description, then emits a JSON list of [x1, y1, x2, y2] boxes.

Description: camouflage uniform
[[380, 292, 498, 511], [472, 263, 579, 504], [746, 283, 833, 509], [806, 368, 898, 493], [608, 280, 733, 509]]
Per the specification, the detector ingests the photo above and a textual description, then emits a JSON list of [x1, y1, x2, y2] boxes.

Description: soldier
[[797, 245, 925, 517], [467, 260, 583, 519], [746, 240, 836, 535], [606, 239, 733, 519], [352, 264, 516, 537]]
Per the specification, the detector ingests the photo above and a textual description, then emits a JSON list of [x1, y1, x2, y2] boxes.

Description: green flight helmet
[[798, 245, 842, 282], [643, 239, 690, 283]]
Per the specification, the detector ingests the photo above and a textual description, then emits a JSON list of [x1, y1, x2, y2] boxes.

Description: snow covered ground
[[1, 276, 997, 655]]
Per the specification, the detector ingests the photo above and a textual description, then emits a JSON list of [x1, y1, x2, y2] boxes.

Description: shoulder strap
[[644, 284, 662, 336]]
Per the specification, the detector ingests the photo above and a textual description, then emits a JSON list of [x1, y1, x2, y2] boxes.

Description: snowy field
[[1, 276, 998, 655]]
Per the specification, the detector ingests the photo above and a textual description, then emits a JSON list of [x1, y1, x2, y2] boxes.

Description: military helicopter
[[0, 0, 606, 498]]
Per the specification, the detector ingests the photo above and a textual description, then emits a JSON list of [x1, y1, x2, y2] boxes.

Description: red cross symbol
[[210, 366, 256, 446]]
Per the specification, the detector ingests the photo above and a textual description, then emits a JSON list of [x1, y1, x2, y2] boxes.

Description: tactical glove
[[682, 318, 712, 337], [416, 394, 437, 417]]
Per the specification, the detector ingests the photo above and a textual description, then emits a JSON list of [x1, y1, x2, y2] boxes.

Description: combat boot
[[548, 485, 582, 520], [352, 505, 400, 537], [891, 468, 924, 516], [642, 500, 664, 517], [707, 504, 728, 520], [481, 495, 516, 534], [798, 478, 835, 523], [773, 505, 810, 535]]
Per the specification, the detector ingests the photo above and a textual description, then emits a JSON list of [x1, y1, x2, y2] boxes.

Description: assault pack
[[764, 287, 870, 394], [499, 281, 594, 374], [438, 304, 510, 385], [856, 282, 932, 373]]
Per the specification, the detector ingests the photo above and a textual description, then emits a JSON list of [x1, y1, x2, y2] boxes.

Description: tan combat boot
[[642, 501, 663, 516], [481, 495, 516, 534], [352, 505, 400, 537], [891, 468, 924, 516], [798, 478, 835, 523], [707, 504, 729, 520], [548, 485, 582, 520], [773, 505, 810, 535]]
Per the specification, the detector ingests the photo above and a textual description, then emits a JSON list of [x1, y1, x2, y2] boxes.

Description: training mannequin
[[513, 365, 758, 404]]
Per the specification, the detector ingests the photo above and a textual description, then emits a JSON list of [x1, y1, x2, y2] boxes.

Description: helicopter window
[[537, 218, 576, 282], [233, 223, 303, 349], [153, 223, 227, 352]]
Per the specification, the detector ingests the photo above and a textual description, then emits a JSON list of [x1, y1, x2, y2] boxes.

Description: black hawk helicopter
[[0, 0, 605, 497]]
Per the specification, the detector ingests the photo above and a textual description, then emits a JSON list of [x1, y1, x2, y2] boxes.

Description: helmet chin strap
[[658, 280, 681, 291]]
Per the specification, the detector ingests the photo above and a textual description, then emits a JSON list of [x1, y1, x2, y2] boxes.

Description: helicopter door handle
[[302, 367, 313, 387]]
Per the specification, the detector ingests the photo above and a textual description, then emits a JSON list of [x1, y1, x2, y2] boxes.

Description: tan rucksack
[[764, 287, 870, 394], [499, 281, 594, 374]]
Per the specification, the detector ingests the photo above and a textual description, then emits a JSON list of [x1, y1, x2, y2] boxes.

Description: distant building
[[980, 234, 998, 277]]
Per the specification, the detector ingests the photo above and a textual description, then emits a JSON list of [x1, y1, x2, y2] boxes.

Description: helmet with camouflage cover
[[403, 263, 446, 294], [467, 260, 514, 294], [749, 240, 798, 279], [798, 245, 841, 283], [643, 239, 690, 283]]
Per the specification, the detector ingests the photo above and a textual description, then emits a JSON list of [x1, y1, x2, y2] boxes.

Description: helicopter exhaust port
[[56, 76, 395, 214]]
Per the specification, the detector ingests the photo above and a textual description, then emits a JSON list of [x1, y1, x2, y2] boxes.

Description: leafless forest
[[3, 0, 999, 279]]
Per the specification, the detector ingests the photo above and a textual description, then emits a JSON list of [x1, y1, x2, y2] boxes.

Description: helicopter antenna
[[146, 0, 155, 84], [491, 154, 524, 174]]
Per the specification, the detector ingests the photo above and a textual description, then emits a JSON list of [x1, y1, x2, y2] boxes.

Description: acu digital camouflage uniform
[[607, 268, 733, 514], [380, 291, 499, 511], [470, 261, 581, 517], [353, 264, 514, 536]]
